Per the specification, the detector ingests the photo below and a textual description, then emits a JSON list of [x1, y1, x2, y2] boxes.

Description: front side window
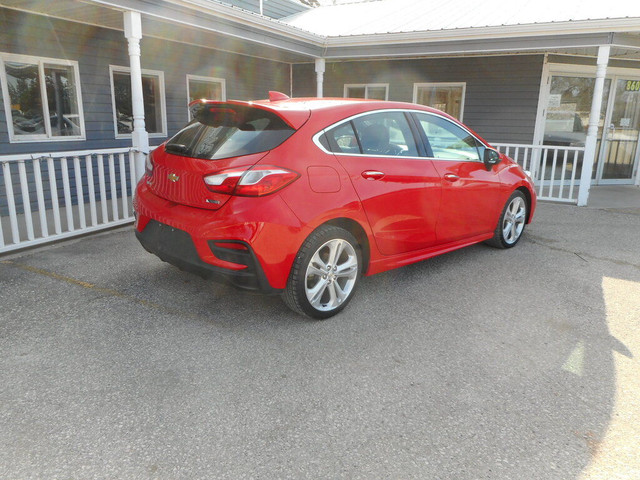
[[415, 113, 481, 161], [414, 83, 466, 120], [110, 67, 166, 137], [344, 84, 388, 100], [1, 54, 84, 141]]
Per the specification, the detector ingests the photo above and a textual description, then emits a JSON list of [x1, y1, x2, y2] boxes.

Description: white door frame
[[594, 75, 640, 184], [534, 60, 640, 186]]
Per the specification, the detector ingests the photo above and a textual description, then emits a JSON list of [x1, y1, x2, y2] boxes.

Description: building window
[[187, 75, 225, 103], [110, 66, 166, 138], [0, 53, 85, 142], [413, 83, 466, 120], [187, 75, 225, 118], [344, 84, 388, 100]]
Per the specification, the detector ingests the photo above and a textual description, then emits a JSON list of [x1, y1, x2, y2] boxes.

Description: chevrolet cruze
[[134, 92, 536, 318]]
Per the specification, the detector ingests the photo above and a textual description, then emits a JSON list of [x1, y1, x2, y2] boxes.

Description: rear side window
[[352, 112, 419, 156], [323, 111, 419, 157], [325, 122, 360, 154], [165, 104, 295, 160]]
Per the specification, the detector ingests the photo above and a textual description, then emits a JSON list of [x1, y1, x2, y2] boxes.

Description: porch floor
[[586, 185, 640, 211]]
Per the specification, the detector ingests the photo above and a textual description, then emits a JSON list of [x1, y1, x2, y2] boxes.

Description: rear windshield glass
[[165, 104, 295, 160]]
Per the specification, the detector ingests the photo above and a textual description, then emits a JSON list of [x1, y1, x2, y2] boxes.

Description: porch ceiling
[[3, 0, 640, 65], [1, 0, 324, 63]]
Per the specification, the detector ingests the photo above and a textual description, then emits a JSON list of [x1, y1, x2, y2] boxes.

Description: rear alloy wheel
[[487, 190, 528, 248], [283, 225, 361, 319]]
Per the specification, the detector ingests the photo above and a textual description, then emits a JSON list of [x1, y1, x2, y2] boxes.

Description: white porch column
[[577, 45, 610, 206], [315, 58, 326, 98], [124, 11, 149, 181]]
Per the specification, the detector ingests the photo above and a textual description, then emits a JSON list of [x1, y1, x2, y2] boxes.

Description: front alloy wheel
[[283, 225, 361, 319], [487, 190, 528, 248], [502, 194, 527, 245]]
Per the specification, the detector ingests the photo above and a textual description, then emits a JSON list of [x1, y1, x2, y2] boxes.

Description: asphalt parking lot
[[1, 199, 639, 479]]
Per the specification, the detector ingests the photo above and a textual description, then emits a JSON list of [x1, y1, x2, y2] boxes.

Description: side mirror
[[483, 148, 501, 170]]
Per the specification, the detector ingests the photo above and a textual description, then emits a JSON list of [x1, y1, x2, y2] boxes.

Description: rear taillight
[[204, 166, 299, 197]]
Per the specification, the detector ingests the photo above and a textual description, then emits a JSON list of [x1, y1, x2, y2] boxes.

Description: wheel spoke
[[326, 282, 338, 308], [510, 199, 520, 215], [503, 222, 513, 240], [307, 263, 325, 277], [310, 250, 327, 272], [326, 240, 344, 269], [335, 256, 358, 278], [307, 279, 328, 307], [334, 281, 348, 303]]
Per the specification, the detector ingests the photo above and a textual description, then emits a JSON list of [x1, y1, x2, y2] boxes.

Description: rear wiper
[[165, 143, 188, 154]]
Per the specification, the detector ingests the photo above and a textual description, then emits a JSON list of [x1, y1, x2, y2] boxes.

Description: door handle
[[444, 173, 460, 182], [362, 170, 385, 180]]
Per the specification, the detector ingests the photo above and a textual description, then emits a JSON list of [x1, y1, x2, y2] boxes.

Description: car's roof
[[191, 95, 455, 129]]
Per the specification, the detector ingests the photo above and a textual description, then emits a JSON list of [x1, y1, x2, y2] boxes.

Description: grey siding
[[0, 8, 291, 215], [0, 8, 291, 156], [293, 55, 545, 145]]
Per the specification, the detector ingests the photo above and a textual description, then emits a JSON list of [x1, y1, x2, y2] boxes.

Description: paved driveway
[[1, 202, 639, 479]]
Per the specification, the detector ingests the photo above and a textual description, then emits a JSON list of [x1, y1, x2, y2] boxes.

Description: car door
[[323, 111, 442, 256], [412, 112, 504, 243]]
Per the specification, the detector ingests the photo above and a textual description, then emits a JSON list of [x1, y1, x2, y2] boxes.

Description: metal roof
[[283, 0, 640, 36]]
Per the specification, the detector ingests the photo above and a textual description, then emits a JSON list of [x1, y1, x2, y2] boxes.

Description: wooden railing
[[0, 148, 143, 254], [493, 143, 586, 203]]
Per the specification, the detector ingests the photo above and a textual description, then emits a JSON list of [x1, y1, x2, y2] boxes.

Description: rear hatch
[[147, 101, 308, 210]]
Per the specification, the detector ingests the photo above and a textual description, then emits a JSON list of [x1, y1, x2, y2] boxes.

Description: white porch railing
[[493, 143, 586, 204], [0, 148, 142, 254]]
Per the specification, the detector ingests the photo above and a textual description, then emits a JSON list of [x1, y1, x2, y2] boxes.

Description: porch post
[[315, 58, 326, 98], [577, 45, 610, 206], [124, 11, 149, 181]]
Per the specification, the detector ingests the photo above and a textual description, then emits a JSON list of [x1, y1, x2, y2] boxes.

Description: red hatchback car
[[134, 93, 536, 318]]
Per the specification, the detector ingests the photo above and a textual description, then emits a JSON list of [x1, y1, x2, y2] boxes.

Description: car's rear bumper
[[135, 219, 280, 293], [134, 181, 307, 292]]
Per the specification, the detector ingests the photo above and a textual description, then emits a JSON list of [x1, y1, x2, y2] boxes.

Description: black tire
[[282, 225, 362, 319], [486, 190, 528, 249]]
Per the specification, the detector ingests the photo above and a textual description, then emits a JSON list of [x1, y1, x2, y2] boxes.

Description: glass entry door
[[595, 78, 640, 183]]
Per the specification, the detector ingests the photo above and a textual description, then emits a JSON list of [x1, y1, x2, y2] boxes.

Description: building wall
[[293, 55, 545, 144], [0, 8, 291, 156]]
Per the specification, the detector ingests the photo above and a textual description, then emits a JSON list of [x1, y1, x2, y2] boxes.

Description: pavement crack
[[574, 252, 589, 262], [527, 236, 640, 270], [0, 260, 204, 320]]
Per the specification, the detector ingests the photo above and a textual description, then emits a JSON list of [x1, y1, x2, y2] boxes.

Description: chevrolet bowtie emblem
[[168, 173, 180, 183]]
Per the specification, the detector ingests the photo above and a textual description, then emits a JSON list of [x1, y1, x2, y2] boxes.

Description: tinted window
[[352, 112, 418, 156], [166, 104, 295, 160], [415, 113, 481, 161]]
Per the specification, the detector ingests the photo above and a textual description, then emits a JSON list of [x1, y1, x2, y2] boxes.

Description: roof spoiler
[[268, 91, 290, 102]]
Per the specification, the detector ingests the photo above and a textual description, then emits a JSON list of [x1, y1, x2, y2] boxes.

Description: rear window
[[165, 104, 295, 160]]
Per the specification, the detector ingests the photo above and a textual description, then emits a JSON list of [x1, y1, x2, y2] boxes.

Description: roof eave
[[323, 18, 640, 47]]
